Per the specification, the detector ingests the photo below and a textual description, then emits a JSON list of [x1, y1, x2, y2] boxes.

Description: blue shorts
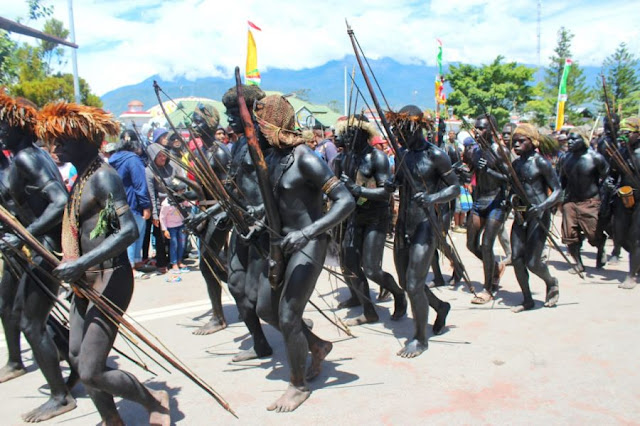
[[472, 195, 507, 222]]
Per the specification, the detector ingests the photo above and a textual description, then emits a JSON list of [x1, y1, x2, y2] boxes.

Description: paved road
[[0, 220, 639, 425]]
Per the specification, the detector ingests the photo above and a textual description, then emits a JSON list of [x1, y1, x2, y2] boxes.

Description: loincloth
[[561, 196, 601, 245]]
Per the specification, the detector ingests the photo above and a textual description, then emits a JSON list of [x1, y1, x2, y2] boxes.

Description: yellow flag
[[246, 26, 261, 86]]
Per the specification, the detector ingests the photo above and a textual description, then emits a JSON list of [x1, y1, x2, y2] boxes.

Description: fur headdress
[[36, 102, 120, 146], [254, 95, 305, 148], [222, 85, 266, 109], [513, 123, 540, 147], [334, 115, 378, 141], [192, 103, 220, 130], [385, 105, 434, 130], [0, 91, 38, 135], [570, 126, 591, 147], [621, 117, 640, 133]]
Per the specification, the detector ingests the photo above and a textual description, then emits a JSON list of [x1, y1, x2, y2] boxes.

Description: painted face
[[53, 138, 82, 164], [502, 127, 512, 144], [191, 113, 210, 138], [567, 132, 586, 151], [0, 122, 21, 151], [224, 106, 243, 134], [475, 118, 491, 144], [512, 135, 533, 156]]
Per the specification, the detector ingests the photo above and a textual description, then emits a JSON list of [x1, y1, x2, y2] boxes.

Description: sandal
[[134, 271, 150, 280], [164, 275, 182, 283], [471, 290, 493, 305]]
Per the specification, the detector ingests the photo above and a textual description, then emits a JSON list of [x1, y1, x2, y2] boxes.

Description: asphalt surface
[[0, 217, 639, 425]]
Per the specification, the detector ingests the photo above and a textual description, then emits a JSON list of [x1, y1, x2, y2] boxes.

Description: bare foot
[[432, 302, 450, 335], [192, 319, 227, 335], [391, 293, 407, 320], [619, 277, 638, 290], [337, 297, 361, 309], [266, 383, 310, 413], [0, 363, 27, 383], [471, 290, 493, 305], [427, 280, 444, 288], [511, 300, 535, 313], [397, 339, 428, 358], [544, 281, 560, 307], [306, 340, 333, 381], [22, 394, 76, 423], [232, 346, 273, 362], [149, 390, 170, 426], [568, 263, 585, 275], [345, 313, 378, 326], [377, 288, 391, 301]]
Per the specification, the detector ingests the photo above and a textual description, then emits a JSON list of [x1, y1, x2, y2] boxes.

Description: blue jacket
[[108, 151, 151, 215]]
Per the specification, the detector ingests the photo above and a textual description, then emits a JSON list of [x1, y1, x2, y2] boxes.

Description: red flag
[[248, 21, 262, 31]]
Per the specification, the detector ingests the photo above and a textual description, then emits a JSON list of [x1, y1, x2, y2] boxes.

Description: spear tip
[[345, 18, 352, 31]]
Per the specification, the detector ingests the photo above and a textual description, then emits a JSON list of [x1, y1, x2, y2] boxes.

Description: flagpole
[[555, 58, 571, 131], [344, 66, 347, 115]]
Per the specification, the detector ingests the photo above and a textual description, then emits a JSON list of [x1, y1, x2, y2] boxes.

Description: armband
[[321, 176, 341, 195], [115, 204, 130, 216]]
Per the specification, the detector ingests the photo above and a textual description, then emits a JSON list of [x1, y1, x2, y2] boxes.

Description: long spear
[[346, 21, 474, 294], [0, 205, 238, 418], [234, 67, 284, 289]]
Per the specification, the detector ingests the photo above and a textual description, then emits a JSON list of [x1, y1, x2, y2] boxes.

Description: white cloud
[[4, 0, 637, 95]]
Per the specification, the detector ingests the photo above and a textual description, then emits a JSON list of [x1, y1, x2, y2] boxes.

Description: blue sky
[[4, 0, 638, 95]]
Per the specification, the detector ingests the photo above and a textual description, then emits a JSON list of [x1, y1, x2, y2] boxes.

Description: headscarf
[[513, 123, 541, 147], [254, 95, 305, 148]]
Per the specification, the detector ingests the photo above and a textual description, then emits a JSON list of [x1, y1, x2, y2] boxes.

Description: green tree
[[41, 18, 69, 73], [446, 56, 535, 126], [0, 31, 18, 86], [326, 99, 342, 113], [528, 27, 592, 127], [5, 11, 101, 107], [12, 73, 101, 107], [600, 42, 640, 117], [291, 88, 311, 102]]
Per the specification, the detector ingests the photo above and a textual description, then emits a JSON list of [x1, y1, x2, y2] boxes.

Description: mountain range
[[100, 55, 603, 116]]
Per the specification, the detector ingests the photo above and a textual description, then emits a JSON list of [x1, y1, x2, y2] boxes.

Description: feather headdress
[[36, 102, 120, 146], [0, 91, 38, 135], [385, 110, 434, 130]]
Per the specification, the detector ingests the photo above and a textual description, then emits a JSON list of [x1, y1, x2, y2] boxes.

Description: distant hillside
[[101, 55, 603, 117]]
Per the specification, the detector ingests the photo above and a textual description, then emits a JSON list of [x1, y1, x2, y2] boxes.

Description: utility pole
[[537, 0, 541, 83], [68, 0, 81, 103]]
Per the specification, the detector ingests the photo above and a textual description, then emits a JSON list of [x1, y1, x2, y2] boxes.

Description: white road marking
[[0, 298, 215, 350]]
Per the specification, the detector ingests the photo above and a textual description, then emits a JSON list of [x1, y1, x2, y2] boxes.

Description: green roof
[[147, 92, 342, 130]]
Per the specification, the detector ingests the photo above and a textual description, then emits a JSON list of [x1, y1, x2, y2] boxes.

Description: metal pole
[[67, 0, 81, 103]]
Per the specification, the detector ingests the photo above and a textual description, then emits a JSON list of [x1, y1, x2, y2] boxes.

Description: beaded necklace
[[61, 156, 104, 261]]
